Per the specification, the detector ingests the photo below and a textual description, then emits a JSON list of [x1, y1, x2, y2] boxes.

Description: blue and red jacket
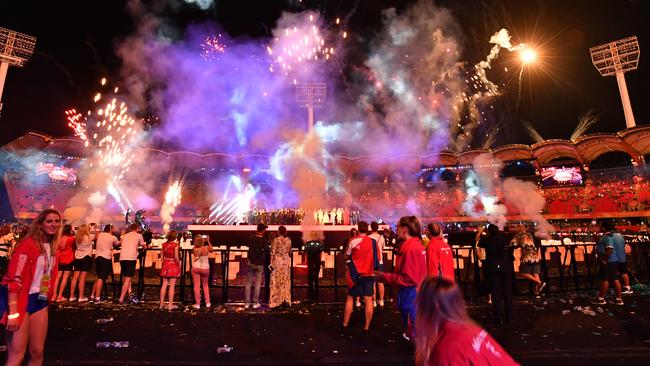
[[1, 237, 58, 325], [345, 235, 380, 288], [381, 237, 426, 288]]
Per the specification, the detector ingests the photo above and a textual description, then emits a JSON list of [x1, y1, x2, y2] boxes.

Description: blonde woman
[[191, 235, 213, 309], [0, 208, 62, 366], [69, 224, 93, 302]]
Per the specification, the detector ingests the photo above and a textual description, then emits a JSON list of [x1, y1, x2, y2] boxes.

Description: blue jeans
[[245, 264, 264, 304]]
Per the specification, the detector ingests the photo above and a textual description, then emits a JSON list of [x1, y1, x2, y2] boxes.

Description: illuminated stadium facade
[[1, 126, 649, 223]]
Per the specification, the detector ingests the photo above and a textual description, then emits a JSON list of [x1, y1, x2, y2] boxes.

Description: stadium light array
[[295, 81, 326, 132], [590, 36, 640, 129], [0, 27, 36, 114]]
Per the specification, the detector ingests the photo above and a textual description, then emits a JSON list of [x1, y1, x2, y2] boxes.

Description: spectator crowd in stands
[[5, 169, 650, 223]]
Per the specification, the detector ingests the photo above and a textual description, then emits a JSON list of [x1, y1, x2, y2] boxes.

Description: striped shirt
[[0, 233, 15, 257]]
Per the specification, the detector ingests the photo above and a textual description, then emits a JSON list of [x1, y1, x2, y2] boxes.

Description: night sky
[[0, 0, 648, 149]]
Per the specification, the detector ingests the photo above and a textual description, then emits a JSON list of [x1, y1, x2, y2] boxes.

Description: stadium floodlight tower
[[589, 36, 640, 129], [0, 28, 36, 114], [295, 81, 326, 132]]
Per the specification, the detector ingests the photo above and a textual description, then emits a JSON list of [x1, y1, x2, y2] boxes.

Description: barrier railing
[[98, 239, 649, 303]]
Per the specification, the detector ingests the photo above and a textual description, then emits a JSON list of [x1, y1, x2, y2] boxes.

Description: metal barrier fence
[[89, 238, 650, 304]]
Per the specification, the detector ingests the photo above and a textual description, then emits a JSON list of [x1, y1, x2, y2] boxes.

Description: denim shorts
[[0, 287, 45, 317], [27, 293, 49, 314]]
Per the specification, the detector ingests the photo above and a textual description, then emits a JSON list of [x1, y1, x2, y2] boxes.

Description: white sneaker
[[373, 300, 377, 308], [78, 297, 89, 302], [609, 298, 624, 306], [355, 300, 361, 307], [206, 303, 211, 308], [377, 299, 384, 307], [591, 297, 606, 305], [621, 287, 633, 295], [69, 297, 78, 302], [252, 303, 261, 309], [244, 304, 250, 309]]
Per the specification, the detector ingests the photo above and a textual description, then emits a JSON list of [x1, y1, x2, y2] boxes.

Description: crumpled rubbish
[[217, 345, 233, 354], [573, 306, 597, 317], [96, 341, 129, 348]]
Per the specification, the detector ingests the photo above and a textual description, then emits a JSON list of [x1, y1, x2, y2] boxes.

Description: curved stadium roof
[[2, 126, 649, 175]]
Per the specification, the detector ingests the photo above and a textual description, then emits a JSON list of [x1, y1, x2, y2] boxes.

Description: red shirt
[[346, 235, 377, 277], [426, 236, 455, 283], [428, 321, 519, 366], [57, 235, 75, 265], [382, 237, 426, 288]]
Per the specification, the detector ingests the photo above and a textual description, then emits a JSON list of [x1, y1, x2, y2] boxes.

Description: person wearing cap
[[245, 224, 269, 309]]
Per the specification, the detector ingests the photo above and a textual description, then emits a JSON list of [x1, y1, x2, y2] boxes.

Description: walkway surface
[[2, 285, 650, 365]]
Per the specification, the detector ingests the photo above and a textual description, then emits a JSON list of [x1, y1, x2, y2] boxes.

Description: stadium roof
[[2, 126, 649, 173]]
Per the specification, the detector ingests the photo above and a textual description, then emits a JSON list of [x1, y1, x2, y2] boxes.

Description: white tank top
[[193, 252, 210, 269]]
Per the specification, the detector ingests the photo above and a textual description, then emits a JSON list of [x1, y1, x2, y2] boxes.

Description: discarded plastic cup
[[96, 317, 114, 324], [96, 341, 129, 348], [217, 345, 233, 354]]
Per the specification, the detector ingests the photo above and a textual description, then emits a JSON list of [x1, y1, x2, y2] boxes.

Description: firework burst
[[267, 12, 340, 78], [165, 180, 183, 208], [201, 33, 226, 62], [66, 86, 141, 180], [523, 120, 544, 143], [571, 109, 599, 141], [161, 180, 183, 233], [66, 109, 88, 143]]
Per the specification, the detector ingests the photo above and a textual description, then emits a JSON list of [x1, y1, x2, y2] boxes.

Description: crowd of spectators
[[543, 177, 650, 215], [5, 170, 650, 221]]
